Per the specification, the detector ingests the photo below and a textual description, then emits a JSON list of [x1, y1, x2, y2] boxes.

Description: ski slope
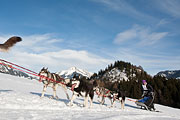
[[0, 73, 180, 120]]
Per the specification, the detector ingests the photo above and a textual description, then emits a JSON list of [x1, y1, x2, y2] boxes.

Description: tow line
[[95, 89, 111, 98], [0, 58, 65, 85], [127, 98, 137, 102]]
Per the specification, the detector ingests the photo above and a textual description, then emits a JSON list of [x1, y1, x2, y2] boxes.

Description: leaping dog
[[0, 36, 22, 52], [38, 67, 70, 100]]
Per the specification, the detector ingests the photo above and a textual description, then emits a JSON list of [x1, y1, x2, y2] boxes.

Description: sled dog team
[[0, 37, 126, 109], [38, 67, 126, 109], [1, 36, 155, 110]]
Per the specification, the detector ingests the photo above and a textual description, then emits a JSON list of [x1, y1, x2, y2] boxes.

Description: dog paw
[[67, 102, 73, 106], [49, 96, 59, 99], [55, 96, 59, 99], [49, 96, 54, 99], [108, 106, 114, 108], [89, 105, 93, 109], [83, 104, 88, 108]]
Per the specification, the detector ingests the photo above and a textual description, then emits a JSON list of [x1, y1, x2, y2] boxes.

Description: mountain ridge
[[156, 70, 180, 79]]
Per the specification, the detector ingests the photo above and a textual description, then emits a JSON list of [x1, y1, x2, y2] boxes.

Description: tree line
[[94, 60, 180, 108]]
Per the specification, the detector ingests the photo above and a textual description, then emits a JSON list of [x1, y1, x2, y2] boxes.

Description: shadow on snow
[[0, 90, 13, 93], [30, 92, 70, 104]]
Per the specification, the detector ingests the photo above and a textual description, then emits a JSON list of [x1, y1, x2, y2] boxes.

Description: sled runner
[[135, 101, 160, 112], [135, 101, 150, 110]]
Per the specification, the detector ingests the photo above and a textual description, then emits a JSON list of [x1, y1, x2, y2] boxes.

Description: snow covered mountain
[[156, 70, 180, 79], [95, 61, 146, 83], [0, 61, 33, 79], [1, 73, 180, 120], [57, 67, 93, 79]]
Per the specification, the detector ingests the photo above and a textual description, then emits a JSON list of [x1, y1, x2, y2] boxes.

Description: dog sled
[[135, 92, 156, 111]]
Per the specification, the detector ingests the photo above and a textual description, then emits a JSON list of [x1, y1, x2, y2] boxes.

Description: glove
[[148, 92, 154, 97], [141, 94, 144, 98]]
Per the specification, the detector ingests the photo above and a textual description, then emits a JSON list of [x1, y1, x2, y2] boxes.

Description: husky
[[38, 67, 70, 100], [95, 87, 112, 105], [0, 36, 22, 52], [66, 76, 94, 108], [111, 90, 126, 109], [94, 80, 126, 109]]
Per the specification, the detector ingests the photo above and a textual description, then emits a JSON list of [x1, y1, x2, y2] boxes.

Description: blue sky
[[0, 0, 180, 75]]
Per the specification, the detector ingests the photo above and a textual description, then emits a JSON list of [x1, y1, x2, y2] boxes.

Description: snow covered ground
[[0, 73, 180, 120]]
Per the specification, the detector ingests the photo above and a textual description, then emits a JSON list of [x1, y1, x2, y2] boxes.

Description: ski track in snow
[[0, 73, 180, 120]]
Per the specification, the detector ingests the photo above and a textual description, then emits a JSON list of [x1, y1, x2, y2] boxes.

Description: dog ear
[[40, 67, 44, 71]]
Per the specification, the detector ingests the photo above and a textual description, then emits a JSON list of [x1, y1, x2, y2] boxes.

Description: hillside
[[0, 73, 180, 120], [92, 60, 180, 109], [93, 61, 150, 82]]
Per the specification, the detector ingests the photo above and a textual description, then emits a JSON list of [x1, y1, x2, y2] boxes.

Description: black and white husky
[[38, 67, 70, 100], [66, 76, 94, 108]]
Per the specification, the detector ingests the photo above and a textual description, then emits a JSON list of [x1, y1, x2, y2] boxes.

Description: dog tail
[[0, 36, 22, 51]]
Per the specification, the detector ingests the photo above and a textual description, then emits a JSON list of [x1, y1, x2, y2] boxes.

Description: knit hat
[[142, 80, 146, 84]]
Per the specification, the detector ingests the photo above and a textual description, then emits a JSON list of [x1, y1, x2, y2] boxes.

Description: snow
[[157, 70, 180, 79], [0, 73, 180, 120], [160, 73, 167, 77], [105, 68, 129, 82], [168, 71, 175, 75]]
